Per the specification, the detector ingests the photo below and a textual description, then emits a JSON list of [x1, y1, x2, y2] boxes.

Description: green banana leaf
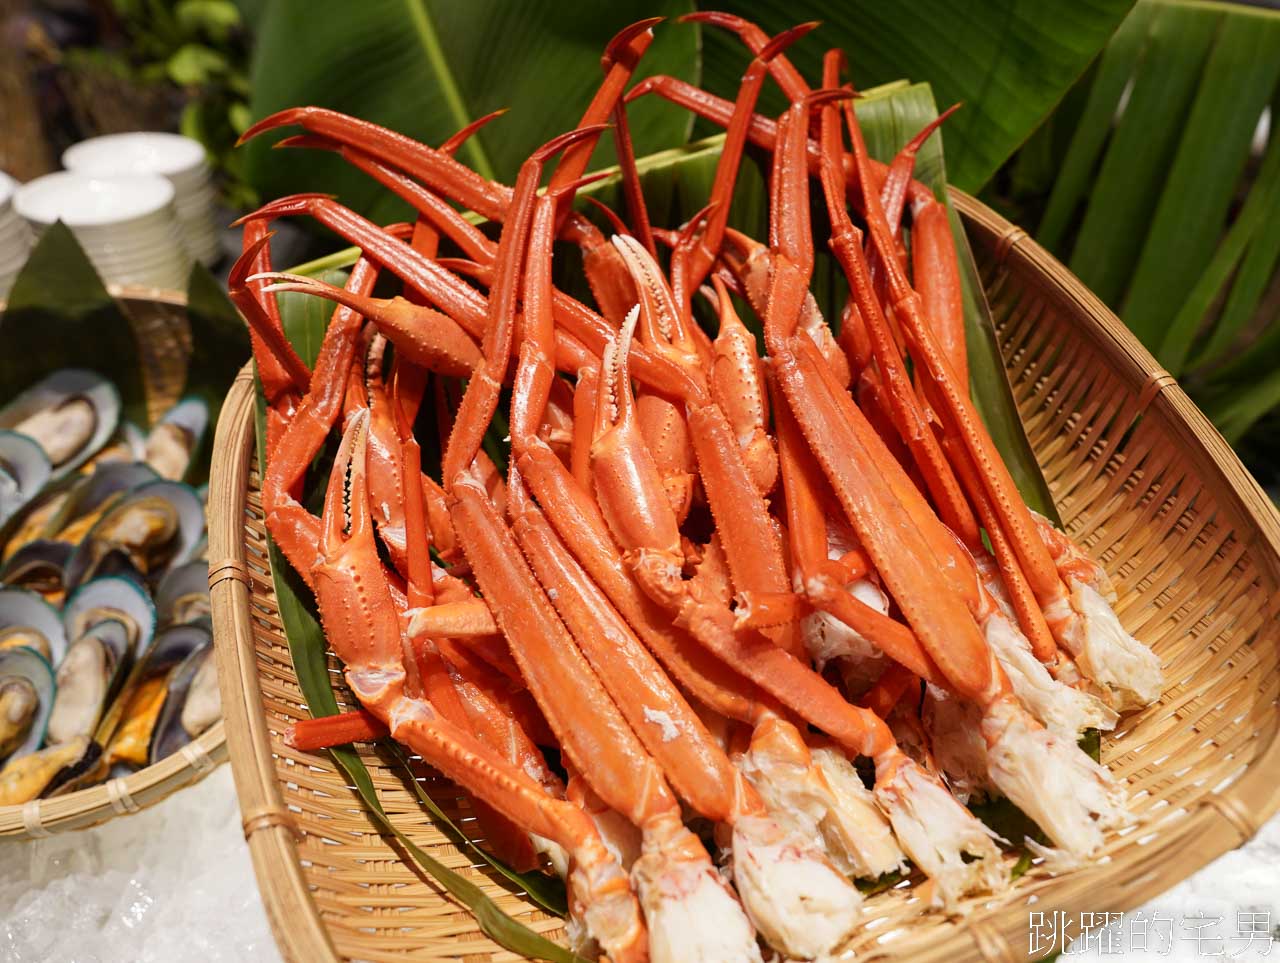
[[695, 0, 1134, 193], [993, 0, 1280, 446], [241, 0, 1130, 217], [241, 0, 699, 224]]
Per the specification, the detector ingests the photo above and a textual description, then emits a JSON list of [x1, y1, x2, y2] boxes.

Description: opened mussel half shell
[[0, 370, 120, 479], [149, 641, 218, 765], [39, 461, 161, 550], [0, 735, 105, 805], [45, 617, 133, 748], [0, 646, 55, 763], [62, 576, 158, 660], [0, 540, 72, 604], [64, 481, 204, 590], [0, 587, 68, 666], [0, 431, 52, 529], [144, 398, 208, 482], [106, 622, 211, 769], [155, 561, 211, 628]]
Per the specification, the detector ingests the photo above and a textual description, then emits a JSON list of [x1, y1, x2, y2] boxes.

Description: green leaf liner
[[183, 262, 251, 484], [251, 336, 580, 961]]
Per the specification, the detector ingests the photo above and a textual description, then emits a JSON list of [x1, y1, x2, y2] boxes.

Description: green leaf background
[[242, 0, 700, 223]]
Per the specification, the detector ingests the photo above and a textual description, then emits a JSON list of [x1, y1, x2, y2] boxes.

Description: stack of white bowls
[[14, 172, 192, 290], [0, 172, 35, 299], [63, 132, 219, 266]]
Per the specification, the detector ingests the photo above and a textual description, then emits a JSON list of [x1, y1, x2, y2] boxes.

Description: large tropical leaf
[[994, 0, 1280, 445], [242, 1, 1129, 218], [694, 0, 1135, 192], [242, 0, 699, 224]]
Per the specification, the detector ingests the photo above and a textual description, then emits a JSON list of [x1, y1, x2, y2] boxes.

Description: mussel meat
[[144, 399, 208, 482]]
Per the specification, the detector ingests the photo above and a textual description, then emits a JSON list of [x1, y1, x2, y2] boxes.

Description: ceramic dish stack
[[0, 173, 34, 299], [64, 133, 220, 266], [14, 173, 191, 291]]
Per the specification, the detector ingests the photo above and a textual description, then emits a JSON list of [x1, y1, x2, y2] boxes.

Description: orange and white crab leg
[[770, 98, 1130, 867], [309, 413, 645, 961], [517, 187, 857, 958]]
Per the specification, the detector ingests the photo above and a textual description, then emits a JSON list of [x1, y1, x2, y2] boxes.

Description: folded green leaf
[[0, 223, 148, 426]]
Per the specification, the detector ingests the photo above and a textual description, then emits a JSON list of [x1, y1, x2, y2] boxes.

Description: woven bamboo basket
[[0, 286, 227, 838], [209, 191, 1280, 962]]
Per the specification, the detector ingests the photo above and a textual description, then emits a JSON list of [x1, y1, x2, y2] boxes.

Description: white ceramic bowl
[[62, 132, 208, 180], [62, 133, 219, 265], [15, 172, 175, 229], [14, 172, 191, 287]]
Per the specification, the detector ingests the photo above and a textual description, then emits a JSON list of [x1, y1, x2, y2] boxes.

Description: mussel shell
[[0, 431, 53, 529], [0, 587, 67, 667], [0, 370, 121, 482], [145, 398, 209, 482], [45, 618, 132, 746], [150, 643, 218, 765], [0, 646, 56, 762], [64, 480, 204, 590], [0, 539, 72, 600], [41, 462, 160, 547], [62, 576, 157, 659], [99, 621, 209, 763], [154, 561, 211, 628], [0, 735, 100, 804]]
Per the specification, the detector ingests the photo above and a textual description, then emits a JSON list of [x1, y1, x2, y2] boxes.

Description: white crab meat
[[984, 609, 1119, 737], [982, 697, 1131, 868], [874, 755, 1007, 910], [736, 724, 901, 880], [922, 687, 992, 804], [632, 818, 764, 963], [810, 747, 907, 878], [730, 814, 860, 959], [1053, 581, 1163, 711]]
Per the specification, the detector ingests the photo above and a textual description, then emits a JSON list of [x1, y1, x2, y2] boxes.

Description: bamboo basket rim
[[0, 284, 228, 839], [210, 190, 1280, 963]]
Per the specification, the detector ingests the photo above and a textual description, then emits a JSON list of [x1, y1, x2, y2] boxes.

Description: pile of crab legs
[[227, 14, 1164, 962]]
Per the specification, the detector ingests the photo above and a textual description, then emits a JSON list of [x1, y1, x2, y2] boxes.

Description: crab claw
[[247, 271, 482, 378]]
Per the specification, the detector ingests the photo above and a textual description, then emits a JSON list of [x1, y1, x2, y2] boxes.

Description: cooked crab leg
[[420, 135, 763, 961], [238, 195, 701, 400], [770, 97, 1131, 866], [311, 413, 646, 961], [665, 23, 816, 332], [514, 185, 860, 958], [813, 88, 982, 551]]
